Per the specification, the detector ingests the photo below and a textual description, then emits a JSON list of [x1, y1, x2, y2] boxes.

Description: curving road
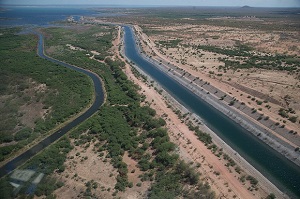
[[0, 32, 105, 178]]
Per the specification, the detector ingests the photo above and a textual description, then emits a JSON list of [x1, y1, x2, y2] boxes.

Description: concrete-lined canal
[[123, 25, 300, 198]]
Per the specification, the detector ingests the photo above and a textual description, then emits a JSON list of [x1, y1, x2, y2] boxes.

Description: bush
[[246, 175, 258, 186], [278, 108, 289, 118], [256, 100, 263, 105], [266, 193, 276, 199], [288, 116, 297, 123], [14, 128, 32, 141]]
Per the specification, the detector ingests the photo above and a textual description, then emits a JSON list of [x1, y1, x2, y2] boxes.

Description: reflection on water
[[0, 13, 105, 197], [9, 169, 44, 195]]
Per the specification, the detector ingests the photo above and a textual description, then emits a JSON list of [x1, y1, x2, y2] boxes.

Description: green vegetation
[[0, 177, 13, 199], [223, 154, 236, 167], [133, 7, 300, 32], [246, 175, 258, 186], [3, 7, 298, 198], [196, 44, 300, 72], [266, 193, 276, 199], [0, 136, 72, 198], [187, 122, 212, 145], [0, 28, 93, 161], [67, 58, 212, 195], [157, 39, 182, 48], [198, 43, 252, 57], [288, 116, 298, 123], [148, 162, 214, 199], [43, 26, 113, 60], [278, 108, 298, 123], [2, 24, 214, 198], [25, 136, 73, 174]]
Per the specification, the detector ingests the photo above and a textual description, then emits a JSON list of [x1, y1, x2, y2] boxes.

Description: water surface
[[123, 26, 300, 198], [1, 6, 299, 198], [0, 6, 111, 26]]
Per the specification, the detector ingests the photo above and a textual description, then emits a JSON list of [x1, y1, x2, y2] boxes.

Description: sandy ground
[[133, 25, 300, 157], [53, 27, 150, 199], [134, 24, 300, 126], [114, 26, 286, 198], [54, 140, 118, 199], [54, 139, 150, 199], [135, 24, 300, 133], [51, 23, 289, 199]]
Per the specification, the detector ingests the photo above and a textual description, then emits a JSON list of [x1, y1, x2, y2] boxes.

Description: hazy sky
[[1, 0, 300, 7]]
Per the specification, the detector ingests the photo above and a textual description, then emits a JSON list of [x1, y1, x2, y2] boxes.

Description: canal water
[[0, 33, 105, 178], [123, 26, 300, 198]]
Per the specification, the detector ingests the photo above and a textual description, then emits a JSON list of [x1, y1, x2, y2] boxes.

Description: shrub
[[288, 116, 297, 123], [246, 175, 258, 186]]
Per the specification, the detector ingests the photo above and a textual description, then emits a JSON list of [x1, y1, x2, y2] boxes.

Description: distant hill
[[241, 5, 252, 9]]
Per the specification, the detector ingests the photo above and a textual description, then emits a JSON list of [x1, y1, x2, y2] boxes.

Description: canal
[[0, 32, 105, 178], [123, 25, 300, 198]]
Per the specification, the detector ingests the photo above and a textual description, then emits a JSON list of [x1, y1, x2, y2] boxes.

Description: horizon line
[[1, 4, 300, 8], [0, 3, 300, 8]]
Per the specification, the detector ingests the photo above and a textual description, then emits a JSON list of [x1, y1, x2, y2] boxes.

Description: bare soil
[[115, 26, 284, 198], [52, 22, 290, 199], [132, 24, 300, 148], [54, 139, 150, 199]]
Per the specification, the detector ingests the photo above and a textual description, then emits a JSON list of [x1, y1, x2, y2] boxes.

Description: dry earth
[[54, 139, 150, 199], [133, 24, 300, 135], [115, 27, 285, 198], [52, 21, 293, 199], [129, 24, 300, 159]]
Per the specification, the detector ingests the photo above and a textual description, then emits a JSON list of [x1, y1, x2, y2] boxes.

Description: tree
[[266, 193, 276, 199]]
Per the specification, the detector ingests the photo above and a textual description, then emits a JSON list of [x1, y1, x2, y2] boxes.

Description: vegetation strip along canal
[[0, 32, 105, 178], [123, 25, 300, 198]]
